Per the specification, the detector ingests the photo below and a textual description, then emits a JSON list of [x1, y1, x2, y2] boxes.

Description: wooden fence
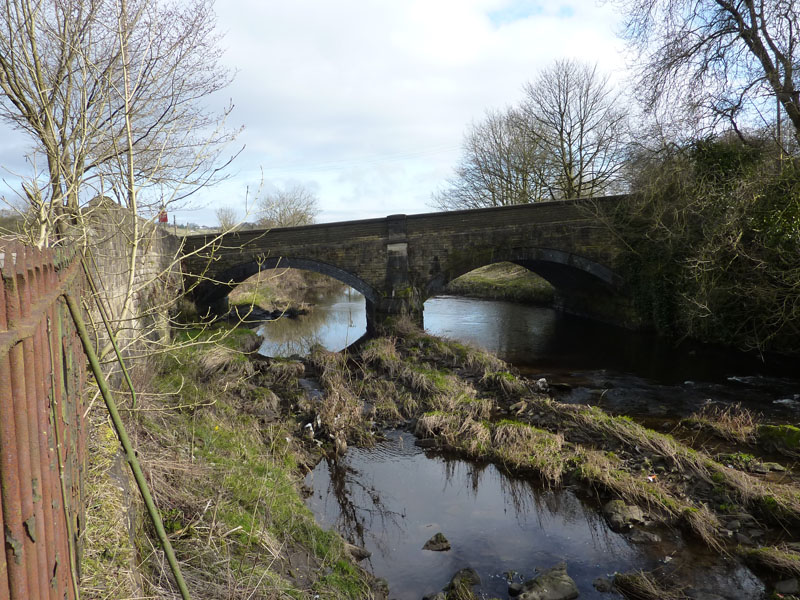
[[0, 241, 86, 600]]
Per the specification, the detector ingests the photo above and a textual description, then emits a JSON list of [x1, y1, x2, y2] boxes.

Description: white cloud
[[0, 1, 630, 226]]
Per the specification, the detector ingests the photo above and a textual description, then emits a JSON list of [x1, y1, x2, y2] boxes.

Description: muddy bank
[[293, 318, 800, 599]]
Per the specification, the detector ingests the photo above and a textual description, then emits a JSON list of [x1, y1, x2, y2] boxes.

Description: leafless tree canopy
[[434, 60, 629, 211], [215, 205, 238, 230], [0, 0, 238, 244], [522, 59, 630, 199], [613, 0, 800, 143], [433, 108, 546, 210], [256, 184, 320, 229]]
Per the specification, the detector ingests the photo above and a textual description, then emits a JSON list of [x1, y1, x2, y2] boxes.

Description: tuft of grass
[[741, 544, 800, 578], [683, 402, 757, 443], [613, 570, 688, 600], [480, 370, 528, 398], [492, 421, 565, 485]]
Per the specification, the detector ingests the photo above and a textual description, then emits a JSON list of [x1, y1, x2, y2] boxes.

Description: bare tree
[[0, 0, 237, 245], [612, 0, 800, 144], [256, 183, 320, 228], [215, 206, 238, 231], [521, 59, 630, 199], [434, 60, 629, 211], [0, 0, 244, 367], [432, 107, 548, 210]]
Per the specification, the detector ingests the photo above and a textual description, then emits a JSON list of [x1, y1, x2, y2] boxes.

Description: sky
[[0, 0, 631, 226]]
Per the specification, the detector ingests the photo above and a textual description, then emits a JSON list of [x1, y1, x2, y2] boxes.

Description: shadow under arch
[[424, 248, 626, 322], [191, 256, 379, 311]]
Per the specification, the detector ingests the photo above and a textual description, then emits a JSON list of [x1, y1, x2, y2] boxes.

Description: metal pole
[[63, 293, 192, 600]]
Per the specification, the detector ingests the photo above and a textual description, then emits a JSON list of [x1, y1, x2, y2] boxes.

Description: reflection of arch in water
[[256, 286, 368, 357]]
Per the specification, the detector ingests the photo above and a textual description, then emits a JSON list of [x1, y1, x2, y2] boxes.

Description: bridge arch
[[193, 256, 379, 310], [425, 247, 624, 299]]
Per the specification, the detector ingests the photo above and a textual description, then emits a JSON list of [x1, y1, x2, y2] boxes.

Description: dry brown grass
[[681, 505, 725, 554], [480, 370, 529, 398], [462, 345, 510, 377], [492, 421, 565, 484], [742, 544, 800, 578], [360, 337, 402, 375], [613, 570, 688, 600], [684, 402, 758, 443]]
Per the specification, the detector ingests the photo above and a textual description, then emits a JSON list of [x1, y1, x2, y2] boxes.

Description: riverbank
[[80, 327, 385, 599], [298, 318, 800, 599], [229, 267, 345, 316], [80, 317, 800, 599], [444, 262, 554, 305]]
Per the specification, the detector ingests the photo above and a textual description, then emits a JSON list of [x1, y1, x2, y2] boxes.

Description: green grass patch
[[446, 262, 555, 304]]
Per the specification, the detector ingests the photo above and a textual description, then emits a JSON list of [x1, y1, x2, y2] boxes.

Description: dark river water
[[256, 288, 799, 599]]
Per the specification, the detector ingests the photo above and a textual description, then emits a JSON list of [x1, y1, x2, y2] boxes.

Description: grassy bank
[[299, 319, 800, 599], [444, 262, 554, 305], [80, 327, 381, 599], [81, 319, 799, 599], [229, 268, 345, 314]]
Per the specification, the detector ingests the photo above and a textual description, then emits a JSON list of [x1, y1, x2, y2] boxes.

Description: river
[[256, 287, 799, 599]]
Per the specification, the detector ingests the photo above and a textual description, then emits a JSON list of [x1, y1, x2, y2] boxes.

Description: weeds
[[613, 570, 688, 600], [81, 330, 376, 599], [741, 544, 800, 578], [683, 403, 757, 443]]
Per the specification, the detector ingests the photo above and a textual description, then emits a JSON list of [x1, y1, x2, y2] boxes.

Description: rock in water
[[447, 567, 481, 594], [343, 542, 370, 561], [516, 562, 579, 600], [423, 532, 451, 551], [603, 499, 646, 532]]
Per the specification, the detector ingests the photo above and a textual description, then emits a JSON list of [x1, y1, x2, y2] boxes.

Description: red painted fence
[[0, 241, 86, 600]]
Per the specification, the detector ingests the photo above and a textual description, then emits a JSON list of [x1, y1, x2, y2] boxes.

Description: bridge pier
[[365, 296, 423, 334], [365, 214, 424, 333]]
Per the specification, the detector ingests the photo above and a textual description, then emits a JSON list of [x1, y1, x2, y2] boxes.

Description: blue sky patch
[[557, 5, 575, 18], [488, 1, 545, 27]]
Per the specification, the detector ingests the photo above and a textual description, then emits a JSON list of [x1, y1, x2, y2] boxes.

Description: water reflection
[[306, 431, 649, 600], [423, 296, 796, 385], [257, 288, 365, 356]]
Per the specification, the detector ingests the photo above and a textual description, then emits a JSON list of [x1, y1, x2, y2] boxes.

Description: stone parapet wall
[[80, 200, 181, 375]]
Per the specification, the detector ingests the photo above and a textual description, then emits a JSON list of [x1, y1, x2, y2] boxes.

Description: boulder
[[627, 529, 661, 544], [516, 562, 579, 600], [592, 577, 614, 593], [603, 499, 646, 532], [774, 578, 799, 595], [423, 532, 451, 552], [343, 542, 370, 561], [448, 567, 481, 590]]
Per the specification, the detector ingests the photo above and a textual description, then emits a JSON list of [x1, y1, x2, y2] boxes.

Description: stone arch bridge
[[181, 196, 635, 331]]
